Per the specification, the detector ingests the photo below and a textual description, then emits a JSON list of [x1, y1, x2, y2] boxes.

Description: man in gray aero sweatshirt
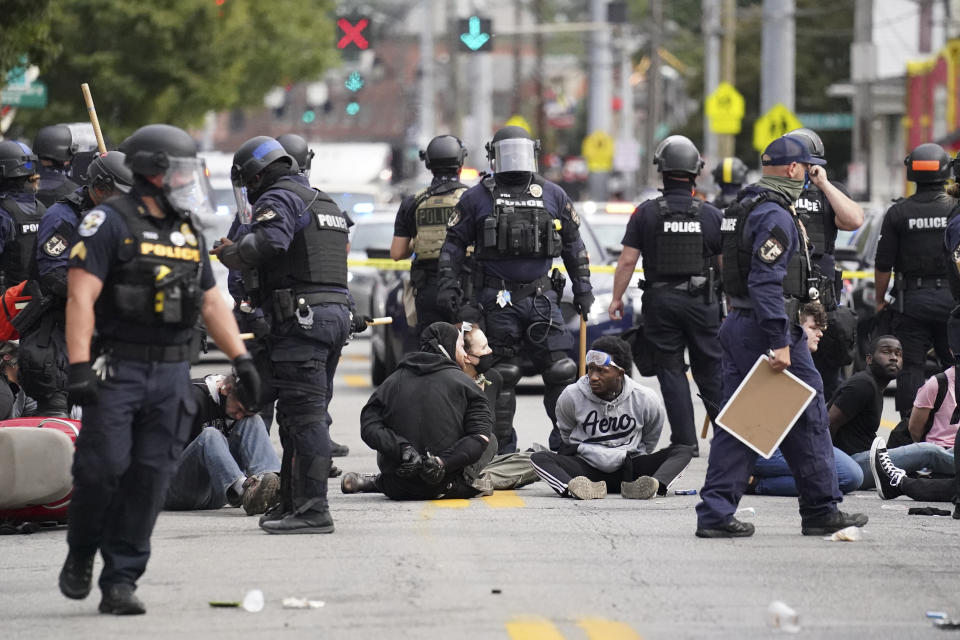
[[530, 336, 695, 500]]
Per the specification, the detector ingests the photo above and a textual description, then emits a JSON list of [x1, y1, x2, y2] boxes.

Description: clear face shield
[[230, 165, 253, 224], [162, 157, 217, 219], [492, 138, 537, 174]]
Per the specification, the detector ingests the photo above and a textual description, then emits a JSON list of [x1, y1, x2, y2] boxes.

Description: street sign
[[753, 103, 803, 152], [613, 137, 640, 173], [705, 82, 745, 135], [504, 114, 532, 134], [458, 16, 492, 52], [337, 17, 370, 50], [796, 112, 854, 131], [0, 82, 47, 109], [582, 131, 615, 172]]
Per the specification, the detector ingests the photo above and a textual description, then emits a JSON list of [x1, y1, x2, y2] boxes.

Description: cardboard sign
[[715, 354, 817, 458]]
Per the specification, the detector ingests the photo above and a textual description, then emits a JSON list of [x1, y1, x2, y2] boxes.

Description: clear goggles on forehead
[[585, 350, 624, 371]]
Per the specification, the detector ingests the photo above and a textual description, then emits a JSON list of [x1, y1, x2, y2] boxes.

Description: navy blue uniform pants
[[270, 302, 350, 515], [642, 288, 722, 447], [67, 359, 196, 590], [696, 311, 841, 529], [892, 288, 953, 417]]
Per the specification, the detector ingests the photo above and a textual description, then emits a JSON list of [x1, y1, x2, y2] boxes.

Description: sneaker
[[695, 517, 755, 538], [98, 583, 146, 615], [59, 551, 94, 600], [801, 510, 869, 536], [470, 476, 495, 497], [330, 440, 349, 457], [260, 510, 335, 535], [565, 476, 607, 500], [621, 476, 659, 500], [242, 473, 281, 516], [869, 437, 905, 500]]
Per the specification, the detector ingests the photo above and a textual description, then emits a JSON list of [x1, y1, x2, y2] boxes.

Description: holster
[[893, 273, 905, 313], [273, 289, 296, 322], [550, 268, 566, 298], [784, 298, 802, 325]]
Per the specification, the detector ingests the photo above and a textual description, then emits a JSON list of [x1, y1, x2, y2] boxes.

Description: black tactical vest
[[0, 194, 45, 285], [265, 179, 349, 290], [895, 194, 955, 278], [648, 197, 705, 279], [477, 176, 562, 260], [413, 181, 467, 263], [98, 195, 204, 329], [721, 190, 813, 302], [794, 185, 833, 258]]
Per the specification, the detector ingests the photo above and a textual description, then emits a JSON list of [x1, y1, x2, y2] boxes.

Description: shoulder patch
[[566, 201, 581, 226], [78, 209, 106, 237], [43, 234, 69, 257], [69, 240, 87, 261], [758, 235, 785, 263], [447, 209, 461, 227], [255, 208, 277, 222]]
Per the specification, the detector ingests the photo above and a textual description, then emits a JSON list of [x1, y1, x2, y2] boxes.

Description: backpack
[[886, 370, 952, 448]]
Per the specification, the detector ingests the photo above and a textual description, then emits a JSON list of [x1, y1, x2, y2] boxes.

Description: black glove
[[573, 292, 595, 321], [232, 353, 262, 411], [557, 442, 580, 456], [436, 288, 460, 322], [419, 453, 446, 485], [67, 362, 99, 406], [350, 312, 372, 334], [396, 445, 422, 478]]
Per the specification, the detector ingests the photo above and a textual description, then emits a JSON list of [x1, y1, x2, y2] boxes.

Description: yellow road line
[[341, 354, 369, 362], [577, 618, 643, 640], [343, 375, 370, 388], [506, 618, 566, 640], [481, 490, 525, 508], [429, 498, 471, 509], [879, 419, 896, 430]]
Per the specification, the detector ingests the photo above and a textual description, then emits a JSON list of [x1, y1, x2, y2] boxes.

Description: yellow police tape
[[347, 258, 875, 280]]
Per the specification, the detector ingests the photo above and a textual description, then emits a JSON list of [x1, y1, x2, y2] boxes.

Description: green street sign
[[796, 112, 854, 131], [1, 82, 47, 108]]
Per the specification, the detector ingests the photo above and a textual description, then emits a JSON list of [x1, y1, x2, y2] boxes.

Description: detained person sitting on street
[[0, 341, 37, 420], [344, 322, 495, 500], [163, 373, 281, 516], [530, 336, 694, 500]]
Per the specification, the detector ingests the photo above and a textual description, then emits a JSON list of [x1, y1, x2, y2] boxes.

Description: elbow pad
[[573, 248, 591, 281], [219, 232, 275, 270]]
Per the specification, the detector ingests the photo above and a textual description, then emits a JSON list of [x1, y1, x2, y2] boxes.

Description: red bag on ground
[[0, 281, 30, 341]]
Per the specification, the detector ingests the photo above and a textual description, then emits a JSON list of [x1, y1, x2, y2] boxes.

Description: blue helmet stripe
[[252, 139, 283, 160]]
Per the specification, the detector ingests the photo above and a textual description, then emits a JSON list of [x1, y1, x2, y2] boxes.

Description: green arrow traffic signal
[[458, 16, 492, 52]]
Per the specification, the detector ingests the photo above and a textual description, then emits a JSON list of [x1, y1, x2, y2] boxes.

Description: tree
[[0, 0, 56, 87], [12, 0, 337, 140]]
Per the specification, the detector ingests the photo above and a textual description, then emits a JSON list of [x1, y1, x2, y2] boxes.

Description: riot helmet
[[231, 136, 295, 218], [653, 135, 704, 177], [0, 141, 39, 179], [711, 157, 748, 187], [33, 125, 75, 165], [119, 123, 215, 218], [786, 127, 825, 162], [485, 126, 539, 174], [87, 151, 134, 195], [419, 135, 467, 173], [277, 133, 314, 177], [904, 143, 950, 183]]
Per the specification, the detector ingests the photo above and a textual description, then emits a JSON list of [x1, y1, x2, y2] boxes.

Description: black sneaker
[[953, 504, 960, 520], [801, 510, 868, 536], [330, 440, 349, 457], [59, 551, 94, 600], [98, 583, 146, 615], [260, 510, 335, 535], [869, 437, 905, 500], [695, 517, 755, 538]]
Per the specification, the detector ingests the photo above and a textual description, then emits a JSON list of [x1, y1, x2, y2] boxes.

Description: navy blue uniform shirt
[[37, 187, 89, 294]]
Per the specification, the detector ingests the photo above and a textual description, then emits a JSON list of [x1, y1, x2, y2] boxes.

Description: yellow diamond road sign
[[582, 131, 614, 172], [705, 82, 745, 135], [753, 103, 803, 152]]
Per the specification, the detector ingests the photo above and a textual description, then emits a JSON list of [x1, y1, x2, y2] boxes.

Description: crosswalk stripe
[[481, 490, 525, 508], [577, 618, 643, 640], [343, 375, 370, 388], [506, 617, 566, 640]]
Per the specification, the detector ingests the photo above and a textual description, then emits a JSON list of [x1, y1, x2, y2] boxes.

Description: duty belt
[[101, 340, 192, 363], [482, 273, 552, 302], [295, 290, 350, 305], [901, 276, 945, 290], [643, 278, 706, 293]]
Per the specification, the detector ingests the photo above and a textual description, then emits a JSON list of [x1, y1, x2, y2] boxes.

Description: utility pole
[[587, 0, 613, 200], [640, 0, 662, 188], [702, 0, 721, 182], [534, 0, 545, 143], [719, 0, 736, 158], [419, 0, 436, 157], [511, 0, 522, 115], [760, 0, 795, 113], [619, 26, 637, 199], [852, 0, 874, 200]]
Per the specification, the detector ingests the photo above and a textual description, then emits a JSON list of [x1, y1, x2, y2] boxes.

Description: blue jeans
[[852, 443, 955, 490], [753, 447, 863, 495], [164, 416, 280, 510]]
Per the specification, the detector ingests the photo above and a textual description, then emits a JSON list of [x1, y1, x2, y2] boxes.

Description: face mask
[[473, 353, 495, 374], [758, 175, 805, 203]]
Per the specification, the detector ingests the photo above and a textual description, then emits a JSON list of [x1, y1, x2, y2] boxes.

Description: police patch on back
[[43, 233, 69, 257], [78, 209, 107, 237], [758, 235, 784, 263]]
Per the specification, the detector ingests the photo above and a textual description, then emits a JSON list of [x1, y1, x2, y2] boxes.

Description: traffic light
[[457, 16, 492, 52], [337, 17, 370, 50]]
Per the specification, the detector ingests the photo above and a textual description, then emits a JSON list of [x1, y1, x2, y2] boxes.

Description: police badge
[[758, 236, 784, 263], [529, 183, 543, 197]]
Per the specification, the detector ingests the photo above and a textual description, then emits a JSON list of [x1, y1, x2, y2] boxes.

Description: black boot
[[260, 455, 334, 534], [340, 472, 380, 494], [59, 550, 94, 599], [330, 440, 349, 457], [98, 583, 145, 615]]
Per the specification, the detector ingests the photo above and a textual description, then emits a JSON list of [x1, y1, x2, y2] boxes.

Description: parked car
[[348, 211, 403, 319], [368, 216, 643, 385]]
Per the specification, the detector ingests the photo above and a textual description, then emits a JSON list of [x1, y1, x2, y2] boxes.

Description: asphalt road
[[2, 338, 958, 639]]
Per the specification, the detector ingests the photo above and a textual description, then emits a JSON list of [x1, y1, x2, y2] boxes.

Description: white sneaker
[[566, 476, 607, 500], [622, 476, 659, 500]]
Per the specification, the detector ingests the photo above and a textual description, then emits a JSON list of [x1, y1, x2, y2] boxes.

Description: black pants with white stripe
[[530, 445, 694, 497]]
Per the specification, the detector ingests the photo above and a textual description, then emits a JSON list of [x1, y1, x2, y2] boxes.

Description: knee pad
[[542, 357, 577, 386], [493, 362, 522, 388]]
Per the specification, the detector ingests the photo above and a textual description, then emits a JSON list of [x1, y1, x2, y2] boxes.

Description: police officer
[[609, 135, 722, 453], [33, 124, 81, 207], [277, 133, 315, 178], [437, 125, 594, 451], [0, 140, 44, 291], [787, 128, 864, 400], [391, 135, 469, 337], [695, 135, 867, 538], [711, 156, 748, 208], [875, 143, 958, 419], [59, 124, 259, 614], [19, 152, 134, 417], [214, 136, 361, 534]]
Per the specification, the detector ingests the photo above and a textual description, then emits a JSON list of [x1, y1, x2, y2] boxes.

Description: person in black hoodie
[[345, 322, 495, 500]]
